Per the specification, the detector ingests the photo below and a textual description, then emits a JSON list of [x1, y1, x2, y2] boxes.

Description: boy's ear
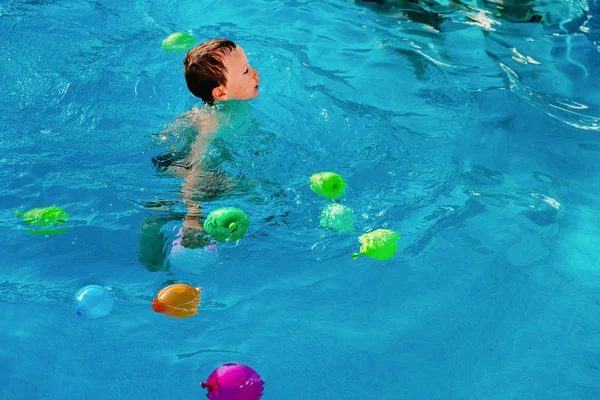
[[212, 86, 228, 101]]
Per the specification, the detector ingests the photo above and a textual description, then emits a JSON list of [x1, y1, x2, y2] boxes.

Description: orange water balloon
[[152, 284, 203, 318]]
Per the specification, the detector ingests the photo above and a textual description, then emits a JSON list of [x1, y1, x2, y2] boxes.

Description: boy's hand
[[182, 206, 210, 249], [181, 227, 210, 249]]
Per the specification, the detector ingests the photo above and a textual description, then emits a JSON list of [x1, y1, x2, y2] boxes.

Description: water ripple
[[500, 63, 600, 130]]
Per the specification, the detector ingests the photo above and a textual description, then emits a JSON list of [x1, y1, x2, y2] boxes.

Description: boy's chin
[[230, 90, 259, 101], [244, 92, 259, 101]]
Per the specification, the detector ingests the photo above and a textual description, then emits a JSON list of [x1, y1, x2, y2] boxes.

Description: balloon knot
[[352, 253, 360, 260], [229, 222, 237, 232], [201, 378, 218, 390]]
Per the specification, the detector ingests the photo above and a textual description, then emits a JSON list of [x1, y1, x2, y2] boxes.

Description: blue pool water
[[2, 0, 600, 398]]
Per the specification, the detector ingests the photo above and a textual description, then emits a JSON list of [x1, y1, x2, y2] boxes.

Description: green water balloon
[[320, 203, 355, 232], [162, 32, 196, 53], [16, 206, 70, 236], [16, 206, 70, 227], [352, 229, 401, 261], [204, 207, 249, 243], [309, 172, 346, 200]]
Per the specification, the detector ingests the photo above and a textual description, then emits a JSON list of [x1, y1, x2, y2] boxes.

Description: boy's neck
[[208, 100, 250, 115]]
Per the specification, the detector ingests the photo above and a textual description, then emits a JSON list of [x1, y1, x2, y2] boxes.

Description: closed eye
[[243, 68, 249, 74]]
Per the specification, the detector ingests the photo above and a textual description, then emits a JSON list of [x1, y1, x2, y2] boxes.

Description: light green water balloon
[[162, 32, 196, 53], [320, 203, 355, 232]]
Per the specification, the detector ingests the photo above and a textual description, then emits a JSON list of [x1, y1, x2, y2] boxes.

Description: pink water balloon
[[200, 363, 264, 400]]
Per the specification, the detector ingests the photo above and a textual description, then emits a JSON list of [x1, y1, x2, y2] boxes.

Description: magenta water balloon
[[200, 363, 264, 400]]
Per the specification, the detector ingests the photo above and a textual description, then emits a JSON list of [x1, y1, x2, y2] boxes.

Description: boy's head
[[184, 38, 260, 104]]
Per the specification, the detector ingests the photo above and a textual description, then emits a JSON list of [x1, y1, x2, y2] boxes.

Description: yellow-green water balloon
[[352, 229, 401, 261], [309, 172, 346, 200]]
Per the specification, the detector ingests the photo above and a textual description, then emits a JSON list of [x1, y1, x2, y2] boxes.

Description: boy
[[180, 39, 260, 236], [139, 38, 260, 270]]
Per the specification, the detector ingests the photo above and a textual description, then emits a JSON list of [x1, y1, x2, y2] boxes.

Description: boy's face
[[214, 46, 260, 101]]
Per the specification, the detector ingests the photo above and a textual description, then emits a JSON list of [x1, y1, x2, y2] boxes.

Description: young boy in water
[[179, 39, 260, 238], [139, 38, 260, 269]]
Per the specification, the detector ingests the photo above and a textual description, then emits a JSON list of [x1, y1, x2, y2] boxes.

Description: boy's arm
[[181, 108, 220, 232]]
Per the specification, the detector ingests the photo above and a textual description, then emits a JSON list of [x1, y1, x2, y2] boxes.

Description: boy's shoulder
[[180, 105, 221, 133]]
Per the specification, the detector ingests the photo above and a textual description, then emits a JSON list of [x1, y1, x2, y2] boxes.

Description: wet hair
[[183, 38, 237, 103]]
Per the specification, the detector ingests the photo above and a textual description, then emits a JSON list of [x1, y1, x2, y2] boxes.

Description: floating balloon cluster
[[18, 173, 397, 400], [15, 35, 404, 399], [310, 171, 401, 261]]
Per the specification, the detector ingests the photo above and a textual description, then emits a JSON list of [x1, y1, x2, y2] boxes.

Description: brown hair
[[183, 38, 237, 103]]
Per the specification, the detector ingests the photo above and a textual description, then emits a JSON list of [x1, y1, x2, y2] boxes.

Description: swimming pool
[[1, 0, 600, 398]]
